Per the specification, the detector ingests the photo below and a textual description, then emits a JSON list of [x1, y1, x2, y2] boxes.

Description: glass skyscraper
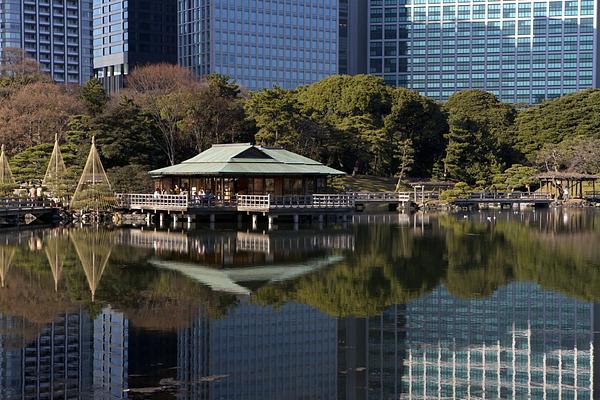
[[178, 0, 340, 90], [92, 0, 178, 93], [368, 0, 599, 103], [0, 0, 93, 84]]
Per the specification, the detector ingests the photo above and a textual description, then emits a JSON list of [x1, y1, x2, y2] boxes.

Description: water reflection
[[0, 209, 597, 399]]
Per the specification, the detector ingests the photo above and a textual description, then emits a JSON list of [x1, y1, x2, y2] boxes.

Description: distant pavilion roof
[[536, 172, 599, 181], [149, 143, 346, 177]]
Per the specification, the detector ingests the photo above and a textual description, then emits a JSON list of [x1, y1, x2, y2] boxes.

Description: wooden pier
[[116, 192, 415, 219]]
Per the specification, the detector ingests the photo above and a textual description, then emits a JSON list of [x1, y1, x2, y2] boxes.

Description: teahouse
[[149, 143, 345, 198]]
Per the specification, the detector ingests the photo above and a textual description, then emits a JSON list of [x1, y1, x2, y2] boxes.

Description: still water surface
[[0, 209, 599, 399]]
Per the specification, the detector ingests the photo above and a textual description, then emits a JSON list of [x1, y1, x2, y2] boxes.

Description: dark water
[[0, 209, 599, 399]]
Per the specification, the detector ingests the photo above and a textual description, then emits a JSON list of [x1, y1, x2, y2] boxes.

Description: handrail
[[116, 193, 189, 209], [461, 192, 553, 201], [117, 191, 448, 212], [0, 197, 56, 210]]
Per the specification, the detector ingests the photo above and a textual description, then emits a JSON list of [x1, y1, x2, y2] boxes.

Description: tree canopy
[[2, 60, 600, 191]]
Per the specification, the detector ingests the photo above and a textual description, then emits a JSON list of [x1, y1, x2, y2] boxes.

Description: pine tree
[[70, 136, 116, 211], [43, 134, 70, 200], [0, 145, 16, 195], [80, 77, 107, 115]]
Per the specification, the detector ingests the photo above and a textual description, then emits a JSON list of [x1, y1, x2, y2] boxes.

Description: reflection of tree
[[45, 235, 70, 291], [66, 231, 238, 330], [0, 260, 79, 346], [254, 225, 446, 317], [70, 229, 115, 301], [439, 215, 600, 301], [256, 213, 600, 317], [0, 246, 15, 288]]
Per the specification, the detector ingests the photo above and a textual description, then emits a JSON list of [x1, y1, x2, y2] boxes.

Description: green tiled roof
[[149, 144, 345, 177]]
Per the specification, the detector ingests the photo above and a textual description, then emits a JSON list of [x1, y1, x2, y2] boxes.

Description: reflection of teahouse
[[149, 143, 345, 198], [537, 172, 599, 200]]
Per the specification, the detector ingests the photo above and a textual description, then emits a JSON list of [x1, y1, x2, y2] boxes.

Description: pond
[[0, 209, 599, 399]]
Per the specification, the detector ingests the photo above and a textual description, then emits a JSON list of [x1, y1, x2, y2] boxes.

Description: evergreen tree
[[79, 78, 108, 115]]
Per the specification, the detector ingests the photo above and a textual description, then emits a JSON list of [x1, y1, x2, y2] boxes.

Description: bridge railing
[[0, 197, 57, 210], [585, 191, 600, 198], [348, 192, 412, 202], [466, 192, 552, 200]]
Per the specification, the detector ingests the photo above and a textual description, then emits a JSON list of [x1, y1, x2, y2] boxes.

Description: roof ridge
[[211, 143, 253, 147]]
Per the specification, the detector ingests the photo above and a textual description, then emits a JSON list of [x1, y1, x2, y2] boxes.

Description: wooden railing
[[585, 191, 600, 198], [467, 192, 552, 200], [237, 194, 355, 211], [349, 192, 412, 202], [189, 195, 237, 209], [116, 194, 189, 210], [117, 191, 441, 212], [0, 197, 56, 211], [455, 192, 553, 202], [237, 195, 271, 212]]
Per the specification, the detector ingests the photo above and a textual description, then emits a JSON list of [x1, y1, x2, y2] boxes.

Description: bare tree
[[124, 64, 205, 165], [0, 82, 84, 153]]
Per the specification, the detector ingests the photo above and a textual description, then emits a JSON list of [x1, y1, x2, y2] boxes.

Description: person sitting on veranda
[[153, 189, 161, 199], [174, 185, 181, 195]]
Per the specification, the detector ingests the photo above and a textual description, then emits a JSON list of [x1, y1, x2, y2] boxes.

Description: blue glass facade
[[178, 301, 338, 399], [93, 0, 178, 93], [361, 282, 599, 399], [0, 0, 93, 84], [0, 310, 94, 399], [368, 0, 599, 103], [178, 0, 340, 90], [93, 307, 128, 400]]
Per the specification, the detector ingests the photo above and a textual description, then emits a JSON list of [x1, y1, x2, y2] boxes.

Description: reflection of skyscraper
[[350, 282, 599, 399], [0, 315, 24, 399], [93, 307, 128, 400], [178, 301, 337, 400], [338, 283, 600, 399], [0, 308, 94, 400]]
